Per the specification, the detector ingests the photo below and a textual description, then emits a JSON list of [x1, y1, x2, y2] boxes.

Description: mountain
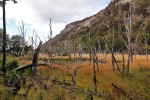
[[43, 0, 150, 52]]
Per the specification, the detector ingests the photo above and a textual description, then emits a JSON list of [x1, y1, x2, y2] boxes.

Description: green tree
[[10, 35, 23, 55], [0, 29, 10, 53]]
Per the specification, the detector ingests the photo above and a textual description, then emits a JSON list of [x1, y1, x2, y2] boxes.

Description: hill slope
[[44, 0, 150, 53]]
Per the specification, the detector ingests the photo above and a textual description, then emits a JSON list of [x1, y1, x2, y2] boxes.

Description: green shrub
[[0, 59, 2, 71], [7, 60, 19, 71], [5, 70, 21, 85], [62, 52, 69, 56]]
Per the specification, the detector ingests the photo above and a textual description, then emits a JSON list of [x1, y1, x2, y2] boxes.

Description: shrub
[[7, 60, 19, 71], [0, 59, 2, 71], [62, 52, 69, 56]]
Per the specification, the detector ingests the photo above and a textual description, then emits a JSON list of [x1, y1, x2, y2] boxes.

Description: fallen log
[[52, 77, 104, 97], [111, 83, 133, 100], [60, 85, 104, 97], [13, 62, 53, 71]]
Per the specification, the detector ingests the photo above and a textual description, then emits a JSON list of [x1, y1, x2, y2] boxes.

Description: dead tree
[[28, 36, 34, 56], [68, 40, 72, 60], [91, 47, 100, 92], [0, 0, 18, 86], [64, 40, 72, 60], [118, 4, 125, 72], [123, 2, 132, 73], [72, 42, 77, 60], [89, 32, 92, 65], [144, 37, 150, 61], [49, 19, 53, 61], [87, 41, 100, 92], [108, 17, 115, 71], [112, 27, 115, 71], [98, 40, 101, 62], [93, 59, 97, 93], [0, 0, 17, 73], [17, 21, 27, 57], [132, 35, 139, 61], [32, 41, 42, 72], [44, 18, 53, 64], [78, 43, 83, 64], [46, 18, 53, 63], [103, 36, 120, 73]]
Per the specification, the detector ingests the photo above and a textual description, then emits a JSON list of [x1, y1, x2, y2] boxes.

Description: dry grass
[[0, 53, 150, 99]]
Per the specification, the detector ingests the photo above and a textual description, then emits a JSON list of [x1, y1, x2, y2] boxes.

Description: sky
[[0, 0, 111, 42]]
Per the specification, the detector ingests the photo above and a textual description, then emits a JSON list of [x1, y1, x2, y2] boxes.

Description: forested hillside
[[48, 0, 150, 54]]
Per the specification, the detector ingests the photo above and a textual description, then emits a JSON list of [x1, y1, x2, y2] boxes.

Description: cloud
[[0, 0, 111, 40], [26, 0, 110, 23]]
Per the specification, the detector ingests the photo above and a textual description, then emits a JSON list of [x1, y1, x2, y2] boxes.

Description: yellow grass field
[[0, 53, 150, 100]]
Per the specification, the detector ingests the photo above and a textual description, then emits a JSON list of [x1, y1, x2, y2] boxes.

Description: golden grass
[[0, 53, 150, 99]]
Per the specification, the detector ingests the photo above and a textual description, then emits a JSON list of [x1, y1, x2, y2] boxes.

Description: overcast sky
[[0, 0, 111, 42]]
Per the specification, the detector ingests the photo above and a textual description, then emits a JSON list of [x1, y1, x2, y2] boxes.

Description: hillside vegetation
[[47, 0, 150, 54]]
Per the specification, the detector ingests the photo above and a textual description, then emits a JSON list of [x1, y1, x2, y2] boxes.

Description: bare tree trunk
[[118, 4, 125, 72], [93, 62, 97, 93], [103, 36, 120, 72], [127, 3, 132, 73], [47, 18, 53, 64], [17, 21, 26, 57], [32, 41, 42, 73], [68, 40, 72, 60], [145, 37, 148, 61], [89, 51, 92, 65], [89, 32, 92, 65], [98, 40, 101, 63], [112, 27, 115, 71], [2, 0, 6, 73], [73, 70, 77, 85], [122, 47, 125, 72], [78, 43, 82, 66]]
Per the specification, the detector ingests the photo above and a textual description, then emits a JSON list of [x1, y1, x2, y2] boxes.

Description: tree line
[[0, 29, 33, 56]]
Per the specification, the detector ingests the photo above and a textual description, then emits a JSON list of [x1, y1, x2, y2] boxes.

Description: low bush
[[7, 60, 19, 71], [0, 60, 2, 71]]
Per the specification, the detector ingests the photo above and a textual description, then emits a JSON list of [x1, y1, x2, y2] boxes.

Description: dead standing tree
[[64, 40, 72, 60], [86, 32, 100, 92], [87, 43, 100, 92], [48, 19, 53, 63], [107, 11, 115, 71], [118, 3, 125, 72], [0, 0, 18, 74], [78, 43, 83, 65], [17, 21, 27, 57], [102, 36, 120, 73], [44, 18, 53, 64], [32, 41, 42, 72], [144, 37, 149, 61], [30, 30, 42, 72], [124, 2, 132, 73], [0, 0, 18, 87], [88, 32, 92, 65], [68, 40, 72, 60], [138, 34, 150, 61]]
